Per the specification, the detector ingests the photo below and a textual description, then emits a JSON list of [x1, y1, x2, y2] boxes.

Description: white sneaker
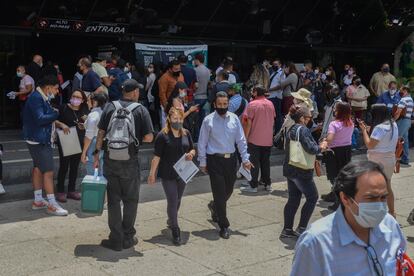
[[240, 182, 250, 188], [240, 186, 258, 193], [32, 199, 49, 210], [0, 184, 5, 195], [264, 185, 272, 192], [47, 203, 68, 216]]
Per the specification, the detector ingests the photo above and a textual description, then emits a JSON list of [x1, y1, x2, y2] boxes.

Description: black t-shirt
[[98, 99, 154, 146], [57, 104, 89, 146], [82, 70, 102, 93], [154, 130, 194, 180]]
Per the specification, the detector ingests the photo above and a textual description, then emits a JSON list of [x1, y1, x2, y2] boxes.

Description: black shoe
[[328, 202, 339, 211], [321, 192, 336, 202], [208, 201, 218, 223], [219, 228, 230, 239], [123, 237, 138, 249], [280, 229, 299, 239], [101, 239, 123, 251], [295, 226, 307, 236], [171, 227, 181, 246]]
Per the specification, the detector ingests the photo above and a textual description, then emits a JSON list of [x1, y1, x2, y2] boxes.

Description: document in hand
[[56, 127, 82, 157], [173, 154, 199, 184], [238, 165, 252, 181]]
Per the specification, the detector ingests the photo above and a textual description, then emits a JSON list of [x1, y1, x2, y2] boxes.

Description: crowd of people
[[1, 52, 414, 274]]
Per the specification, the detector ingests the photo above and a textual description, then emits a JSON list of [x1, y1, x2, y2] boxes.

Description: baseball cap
[[122, 79, 141, 93], [175, 81, 188, 90]]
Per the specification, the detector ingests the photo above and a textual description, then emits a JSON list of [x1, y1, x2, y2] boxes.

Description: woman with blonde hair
[[148, 107, 196, 245]]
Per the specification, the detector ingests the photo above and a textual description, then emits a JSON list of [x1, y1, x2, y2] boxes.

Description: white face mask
[[389, 89, 397, 95], [349, 199, 388, 228], [179, 92, 187, 98], [314, 69, 319, 74]]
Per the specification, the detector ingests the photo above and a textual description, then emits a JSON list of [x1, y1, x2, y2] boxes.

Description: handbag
[[289, 126, 316, 170], [314, 160, 322, 177], [397, 248, 414, 276]]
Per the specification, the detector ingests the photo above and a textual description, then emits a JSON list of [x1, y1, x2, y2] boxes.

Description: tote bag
[[289, 126, 316, 170]]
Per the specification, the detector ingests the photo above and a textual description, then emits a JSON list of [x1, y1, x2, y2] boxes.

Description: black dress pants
[[103, 155, 141, 245], [207, 154, 237, 229], [248, 143, 271, 188], [57, 145, 81, 193]]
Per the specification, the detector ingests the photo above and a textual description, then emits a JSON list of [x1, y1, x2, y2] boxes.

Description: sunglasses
[[365, 246, 384, 276]]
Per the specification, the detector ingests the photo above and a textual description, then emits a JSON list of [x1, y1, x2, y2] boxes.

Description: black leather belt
[[211, 153, 234, 159]]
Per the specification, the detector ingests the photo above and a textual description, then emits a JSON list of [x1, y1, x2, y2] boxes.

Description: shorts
[[27, 143, 54, 173]]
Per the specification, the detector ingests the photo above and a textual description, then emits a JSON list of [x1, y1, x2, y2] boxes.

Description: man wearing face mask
[[376, 81, 401, 112], [26, 54, 44, 85], [268, 59, 285, 134], [23, 75, 68, 216], [291, 161, 407, 276], [198, 92, 252, 239], [15, 65, 35, 122], [159, 60, 185, 128], [78, 57, 105, 96], [94, 79, 154, 251], [369, 63, 397, 100]]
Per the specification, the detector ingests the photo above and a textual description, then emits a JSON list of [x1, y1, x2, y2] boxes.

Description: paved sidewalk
[[0, 160, 413, 275]]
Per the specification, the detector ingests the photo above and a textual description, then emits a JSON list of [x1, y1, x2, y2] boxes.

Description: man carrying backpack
[[94, 79, 154, 251]]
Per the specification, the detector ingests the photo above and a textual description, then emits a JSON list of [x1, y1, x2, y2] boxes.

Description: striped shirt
[[291, 207, 406, 276], [397, 95, 414, 119]]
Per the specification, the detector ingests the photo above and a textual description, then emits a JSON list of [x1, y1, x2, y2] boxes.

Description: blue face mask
[[349, 198, 388, 228], [16, 72, 24, 78], [47, 93, 55, 101]]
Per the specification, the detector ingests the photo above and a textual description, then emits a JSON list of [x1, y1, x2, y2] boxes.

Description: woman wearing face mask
[[346, 76, 370, 120], [165, 82, 199, 119], [55, 90, 90, 203], [324, 102, 354, 210], [358, 104, 397, 217], [281, 105, 328, 238], [81, 93, 107, 176], [148, 107, 196, 245]]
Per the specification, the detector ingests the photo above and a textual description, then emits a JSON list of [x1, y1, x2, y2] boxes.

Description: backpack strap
[[235, 98, 247, 117], [126, 102, 141, 112], [112, 101, 123, 111]]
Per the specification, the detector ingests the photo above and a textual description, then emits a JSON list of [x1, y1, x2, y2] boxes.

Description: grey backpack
[[106, 101, 141, 160]]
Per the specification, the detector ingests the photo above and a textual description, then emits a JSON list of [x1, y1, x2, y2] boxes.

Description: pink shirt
[[328, 120, 354, 148], [246, 96, 275, 147]]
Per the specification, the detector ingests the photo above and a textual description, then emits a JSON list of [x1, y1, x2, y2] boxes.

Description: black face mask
[[216, 107, 228, 115], [172, 71, 181, 77], [272, 65, 279, 71], [354, 81, 361, 86]]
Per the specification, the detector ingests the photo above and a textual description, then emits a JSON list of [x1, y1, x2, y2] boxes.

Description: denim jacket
[[283, 124, 320, 179], [22, 89, 59, 145]]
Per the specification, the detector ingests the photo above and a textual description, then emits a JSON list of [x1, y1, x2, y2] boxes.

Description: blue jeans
[[86, 137, 103, 176], [194, 99, 208, 141], [397, 118, 411, 163], [283, 177, 318, 230], [269, 97, 283, 134]]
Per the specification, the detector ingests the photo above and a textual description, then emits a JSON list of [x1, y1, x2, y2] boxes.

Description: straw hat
[[291, 88, 313, 109]]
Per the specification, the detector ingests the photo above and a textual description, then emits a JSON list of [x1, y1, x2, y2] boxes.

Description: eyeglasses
[[365, 246, 384, 276]]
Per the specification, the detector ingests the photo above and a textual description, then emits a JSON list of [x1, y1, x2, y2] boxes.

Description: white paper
[[7, 91, 16, 100], [173, 154, 199, 184], [56, 127, 82, 157], [238, 165, 252, 181]]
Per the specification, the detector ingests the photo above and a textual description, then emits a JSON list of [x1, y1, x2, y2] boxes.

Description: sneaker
[[400, 161, 411, 167], [101, 239, 122, 251], [67, 191, 81, 200], [0, 184, 5, 195], [240, 182, 250, 187], [280, 229, 299, 239], [47, 203, 68, 216], [408, 209, 414, 225], [56, 193, 67, 203], [264, 185, 272, 192], [32, 199, 49, 210], [295, 226, 307, 236], [240, 186, 258, 193]]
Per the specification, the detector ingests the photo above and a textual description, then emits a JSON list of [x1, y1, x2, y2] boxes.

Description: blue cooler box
[[81, 175, 107, 214]]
